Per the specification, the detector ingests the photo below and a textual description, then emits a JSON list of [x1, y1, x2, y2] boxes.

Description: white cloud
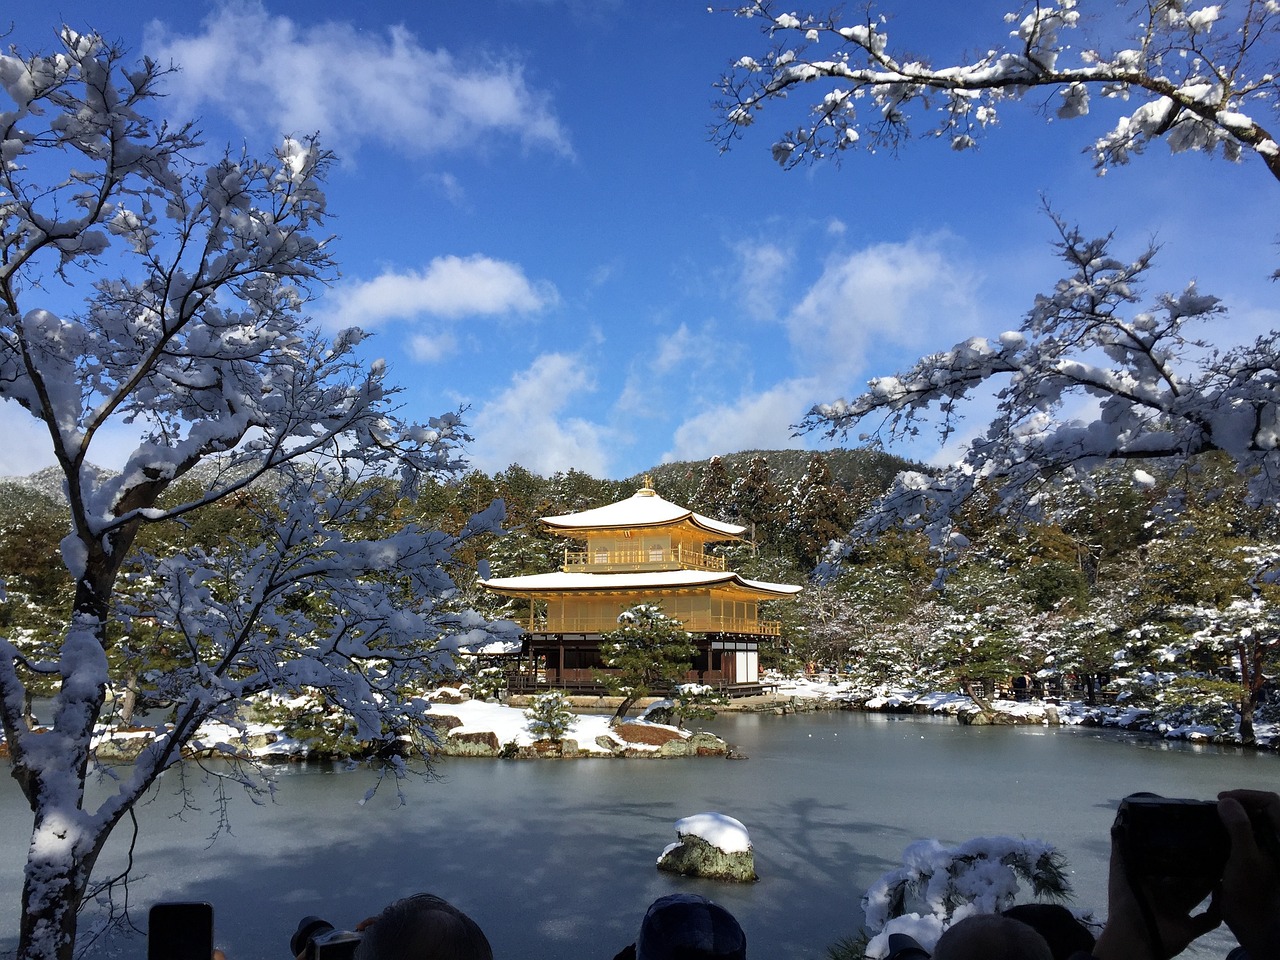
[[0, 402, 147, 478], [734, 240, 792, 322], [0, 404, 59, 477], [653, 323, 720, 375], [145, 2, 572, 159], [665, 379, 818, 464], [322, 255, 558, 331], [615, 321, 741, 421], [468, 354, 613, 476], [407, 332, 458, 363], [786, 234, 984, 384]]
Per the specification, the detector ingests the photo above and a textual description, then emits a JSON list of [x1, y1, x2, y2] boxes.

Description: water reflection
[[0, 713, 1271, 959]]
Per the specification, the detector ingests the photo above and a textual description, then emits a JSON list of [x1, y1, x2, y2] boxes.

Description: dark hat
[[635, 894, 746, 960], [885, 932, 931, 959], [1001, 904, 1095, 960]]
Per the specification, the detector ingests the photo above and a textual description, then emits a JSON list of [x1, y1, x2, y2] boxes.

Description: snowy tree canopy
[[0, 29, 514, 960], [715, 0, 1280, 184], [802, 215, 1280, 562]]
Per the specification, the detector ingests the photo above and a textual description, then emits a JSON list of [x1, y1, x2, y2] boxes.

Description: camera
[[1115, 794, 1229, 880], [1114, 792, 1280, 881], [291, 916, 363, 960]]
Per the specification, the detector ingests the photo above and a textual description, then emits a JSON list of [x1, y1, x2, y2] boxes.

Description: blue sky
[[3, 1, 1277, 480]]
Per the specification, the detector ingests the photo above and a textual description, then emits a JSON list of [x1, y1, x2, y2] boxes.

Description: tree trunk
[[118, 667, 139, 726], [1239, 694, 1256, 746], [963, 680, 994, 713], [13, 570, 117, 960], [612, 694, 638, 724], [18, 812, 103, 960], [1237, 642, 1260, 747]]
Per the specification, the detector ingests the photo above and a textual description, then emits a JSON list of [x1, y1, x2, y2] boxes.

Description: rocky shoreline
[[726, 688, 1279, 751], [63, 686, 1276, 766]]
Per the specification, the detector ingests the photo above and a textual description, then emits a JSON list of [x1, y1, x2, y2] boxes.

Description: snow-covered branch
[[715, 0, 1280, 183], [802, 217, 1278, 552]]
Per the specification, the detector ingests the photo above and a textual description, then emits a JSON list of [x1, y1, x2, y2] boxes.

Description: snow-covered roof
[[541, 483, 746, 540], [480, 569, 802, 599]]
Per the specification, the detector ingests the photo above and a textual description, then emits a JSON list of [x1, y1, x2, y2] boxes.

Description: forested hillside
[[3, 446, 1277, 745]]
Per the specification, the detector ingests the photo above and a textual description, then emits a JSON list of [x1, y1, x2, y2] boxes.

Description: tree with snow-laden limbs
[[800, 213, 1280, 576], [715, 0, 1280, 186], [0, 30, 515, 960], [597, 604, 699, 722]]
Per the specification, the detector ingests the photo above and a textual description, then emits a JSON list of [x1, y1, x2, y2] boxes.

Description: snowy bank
[[72, 691, 733, 764], [425, 695, 731, 759], [751, 673, 1279, 750]]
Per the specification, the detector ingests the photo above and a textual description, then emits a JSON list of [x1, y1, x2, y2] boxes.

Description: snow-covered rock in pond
[[657, 812, 757, 882]]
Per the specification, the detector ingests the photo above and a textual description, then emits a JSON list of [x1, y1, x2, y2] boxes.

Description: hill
[[634, 447, 920, 496]]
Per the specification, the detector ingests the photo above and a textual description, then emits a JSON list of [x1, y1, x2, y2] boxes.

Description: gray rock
[[656, 834, 757, 883], [442, 731, 500, 756]]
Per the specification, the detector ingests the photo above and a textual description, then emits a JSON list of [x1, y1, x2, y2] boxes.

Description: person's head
[[634, 894, 746, 960], [931, 914, 1052, 960], [353, 893, 492, 960]]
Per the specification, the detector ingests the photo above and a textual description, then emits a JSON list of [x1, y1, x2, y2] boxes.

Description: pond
[[0, 712, 1274, 959]]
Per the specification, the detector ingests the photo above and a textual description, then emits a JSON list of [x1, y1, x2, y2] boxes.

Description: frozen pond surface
[[1, 711, 1275, 959]]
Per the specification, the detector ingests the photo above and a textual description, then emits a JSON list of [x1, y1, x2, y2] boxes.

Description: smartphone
[[148, 901, 214, 960]]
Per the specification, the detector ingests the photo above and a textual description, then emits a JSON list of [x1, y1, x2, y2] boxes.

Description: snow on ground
[[429, 694, 668, 753], [674, 812, 752, 853]]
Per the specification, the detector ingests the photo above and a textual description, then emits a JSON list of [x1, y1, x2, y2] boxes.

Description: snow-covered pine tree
[[729, 454, 784, 542], [597, 604, 699, 722], [525, 690, 578, 745], [787, 453, 853, 570], [693, 455, 736, 521]]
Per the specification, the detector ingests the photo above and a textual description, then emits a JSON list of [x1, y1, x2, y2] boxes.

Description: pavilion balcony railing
[[562, 544, 726, 573], [525, 613, 782, 637]]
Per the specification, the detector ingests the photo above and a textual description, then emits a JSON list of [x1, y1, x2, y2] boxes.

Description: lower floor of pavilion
[[499, 632, 775, 697]]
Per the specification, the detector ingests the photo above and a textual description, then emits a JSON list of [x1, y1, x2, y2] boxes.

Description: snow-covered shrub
[[671, 682, 728, 728], [832, 836, 1073, 960], [252, 692, 369, 757], [525, 691, 577, 742]]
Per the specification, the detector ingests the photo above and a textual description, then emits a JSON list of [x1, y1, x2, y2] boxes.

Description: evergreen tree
[[548, 468, 625, 514], [493, 464, 551, 532], [787, 454, 853, 569], [693, 456, 736, 521], [730, 455, 784, 544], [597, 604, 699, 722], [525, 691, 577, 747]]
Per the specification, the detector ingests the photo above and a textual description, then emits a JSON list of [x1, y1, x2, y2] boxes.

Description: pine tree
[[787, 454, 853, 569], [693, 456, 736, 521], [597, 604, 699, 722], [525, 691, 577, 746], [730, 455, 784, 544]]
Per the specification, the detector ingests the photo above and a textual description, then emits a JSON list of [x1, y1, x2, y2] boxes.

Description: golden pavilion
[[480, 480, 801, 695]]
